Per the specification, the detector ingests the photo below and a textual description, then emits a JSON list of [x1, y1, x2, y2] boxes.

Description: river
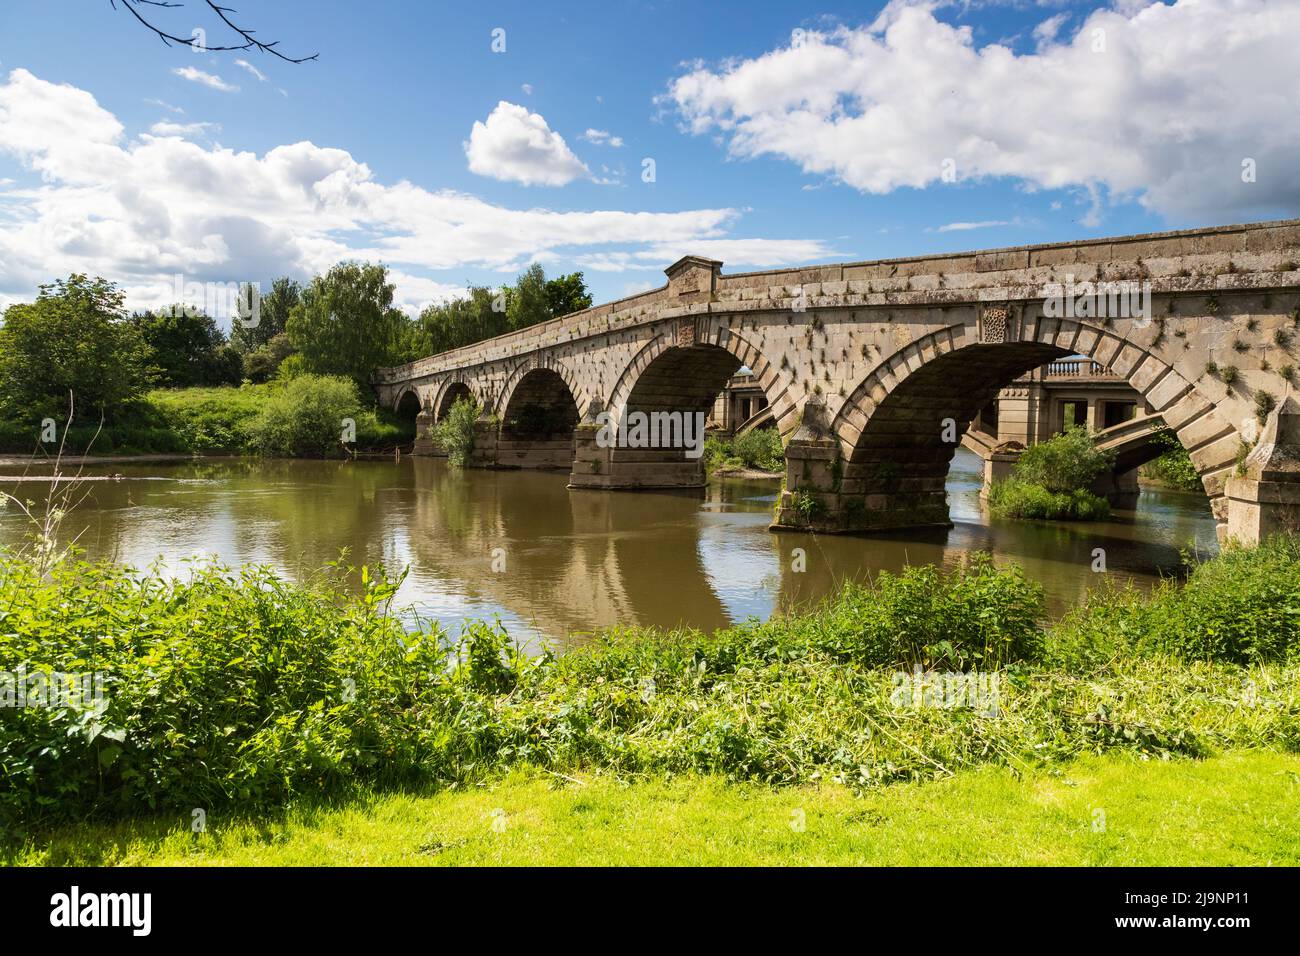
[[0, 448, 1217, 644]]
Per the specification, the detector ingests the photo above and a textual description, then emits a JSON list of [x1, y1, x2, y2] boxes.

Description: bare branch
[[109, 0, 317, 61], [203, 2, 319, 63]]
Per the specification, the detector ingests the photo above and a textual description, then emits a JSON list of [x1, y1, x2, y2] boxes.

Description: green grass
[[0, 381, 413, 456], [8, 751, 1297, 866]]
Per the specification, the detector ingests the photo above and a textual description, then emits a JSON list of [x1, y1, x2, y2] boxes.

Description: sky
[[1, 0, 1298, 324]]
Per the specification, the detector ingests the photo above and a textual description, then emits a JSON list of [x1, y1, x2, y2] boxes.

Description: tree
[[132, 306, 242, 387], [0, 275, 154, 419], [244, 333, 297, 383], [506, 263, 551, 332], [413, 286, 507, 359], [285, 262, 408, 388], [230, 277, 301, 354], [545, 271, 593, 319]]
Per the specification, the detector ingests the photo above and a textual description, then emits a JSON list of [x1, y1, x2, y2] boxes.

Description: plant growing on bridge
[[1254, 389, 1277, 425], [434, 396, 480, 467]]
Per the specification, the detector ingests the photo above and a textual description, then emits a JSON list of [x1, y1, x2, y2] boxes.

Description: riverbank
[[9, 751, 1295, 866], [0, 380, 414, 458], [2, 536, 1297, 849]]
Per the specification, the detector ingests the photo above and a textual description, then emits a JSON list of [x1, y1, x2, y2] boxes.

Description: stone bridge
[[375, 220, 1300, 544]]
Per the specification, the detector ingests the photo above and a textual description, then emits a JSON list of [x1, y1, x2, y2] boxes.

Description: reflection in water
[[0, 449, 1217, 643]]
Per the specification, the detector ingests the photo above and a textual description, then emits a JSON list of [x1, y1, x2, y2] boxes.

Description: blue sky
[[1, 0, 1297, 320]]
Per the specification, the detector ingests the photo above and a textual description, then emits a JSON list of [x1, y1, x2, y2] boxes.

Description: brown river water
[[0, 449, 1218, 644]]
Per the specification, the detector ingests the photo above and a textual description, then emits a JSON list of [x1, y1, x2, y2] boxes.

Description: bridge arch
[[495, 366, 582, 470], [579, 326, 790, 489], [392, 385, 423, 417], [497, 358, 586, 423], [825, 313, 1240, 530], [434, 380, 475, 422], [607, 326, 789, 434]]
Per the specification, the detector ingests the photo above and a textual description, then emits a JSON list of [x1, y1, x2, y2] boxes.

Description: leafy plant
[[433, 396, 480, 467]]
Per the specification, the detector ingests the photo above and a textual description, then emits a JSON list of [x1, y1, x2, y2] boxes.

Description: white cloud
[[145, 98, 185, 115], [571, 238, 838, 272], [464, 101, 589, 186], [172, 66, 239, 93], [1032, 12, 1071, 44], [663, 0, 1300, 222], [0, 69, 832, 315], [234, 59, 267, 83], [149, 120, 221, 138], [521, 83, 534, 95], [935, 219, 1011, 232], [581, 128, 624, 148]]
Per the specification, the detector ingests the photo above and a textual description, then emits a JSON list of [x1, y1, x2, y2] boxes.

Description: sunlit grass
[[9, 751, 1297, 867]]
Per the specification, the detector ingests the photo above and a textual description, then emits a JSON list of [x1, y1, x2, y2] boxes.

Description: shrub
[[1139, 428, 1202, 493], [988, 478, 1110, 520], [1011, 425, 1115, 493], [802, 555, 1045, 670], [733, 427, 784, 471], [245, 374, 364, 458], [433, 396, 480, 466], [1048, 535, 1300, 667], [705, 428, 783, 473], [2, 540, 1299, 829]]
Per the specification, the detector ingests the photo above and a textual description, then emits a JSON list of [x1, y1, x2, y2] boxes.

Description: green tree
[[506, 263, 551, 332], [244, 332, 297, 383], [285, 262, 407, 388], [230, 277, 301, 353], [132, 306, 241, 387], [0, 275, 154, 419], [545, 271, 593, 319]]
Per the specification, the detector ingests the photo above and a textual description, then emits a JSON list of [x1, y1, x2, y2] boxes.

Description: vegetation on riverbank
[[1139, 427, 1204, 492], [432, 396, 481, 466], [0, 379, 413, 458], [2, 536, 1297, 838], [704, 428, 784, 475], [10, 751, 1296, 866], [989, 426, 1114, 520], [0, 265, 593, 458]]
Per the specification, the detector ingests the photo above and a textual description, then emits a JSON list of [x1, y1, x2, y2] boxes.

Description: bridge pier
[[1224, 397, 1300, 545], [772, 401, 955, 534], [413, 408, 436, 456]]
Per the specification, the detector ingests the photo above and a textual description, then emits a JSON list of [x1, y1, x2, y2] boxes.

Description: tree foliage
[[131, 306, 242, 388], [0, 275, 154, 419], [1011, 425, 1115, 493], [230, 277, 300, 355], [285, 262, 407, 388]]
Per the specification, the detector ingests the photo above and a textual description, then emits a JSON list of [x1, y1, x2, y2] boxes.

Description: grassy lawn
[[9, 751, 1297, 866]]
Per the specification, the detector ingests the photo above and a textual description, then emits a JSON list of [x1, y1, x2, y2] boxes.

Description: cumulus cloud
[[172, 66, 239, 92], [0, 70, 832, 315], [662, 0, 1300, 222], [581, 128, 624, 148], [464, 101, 590, 186]]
